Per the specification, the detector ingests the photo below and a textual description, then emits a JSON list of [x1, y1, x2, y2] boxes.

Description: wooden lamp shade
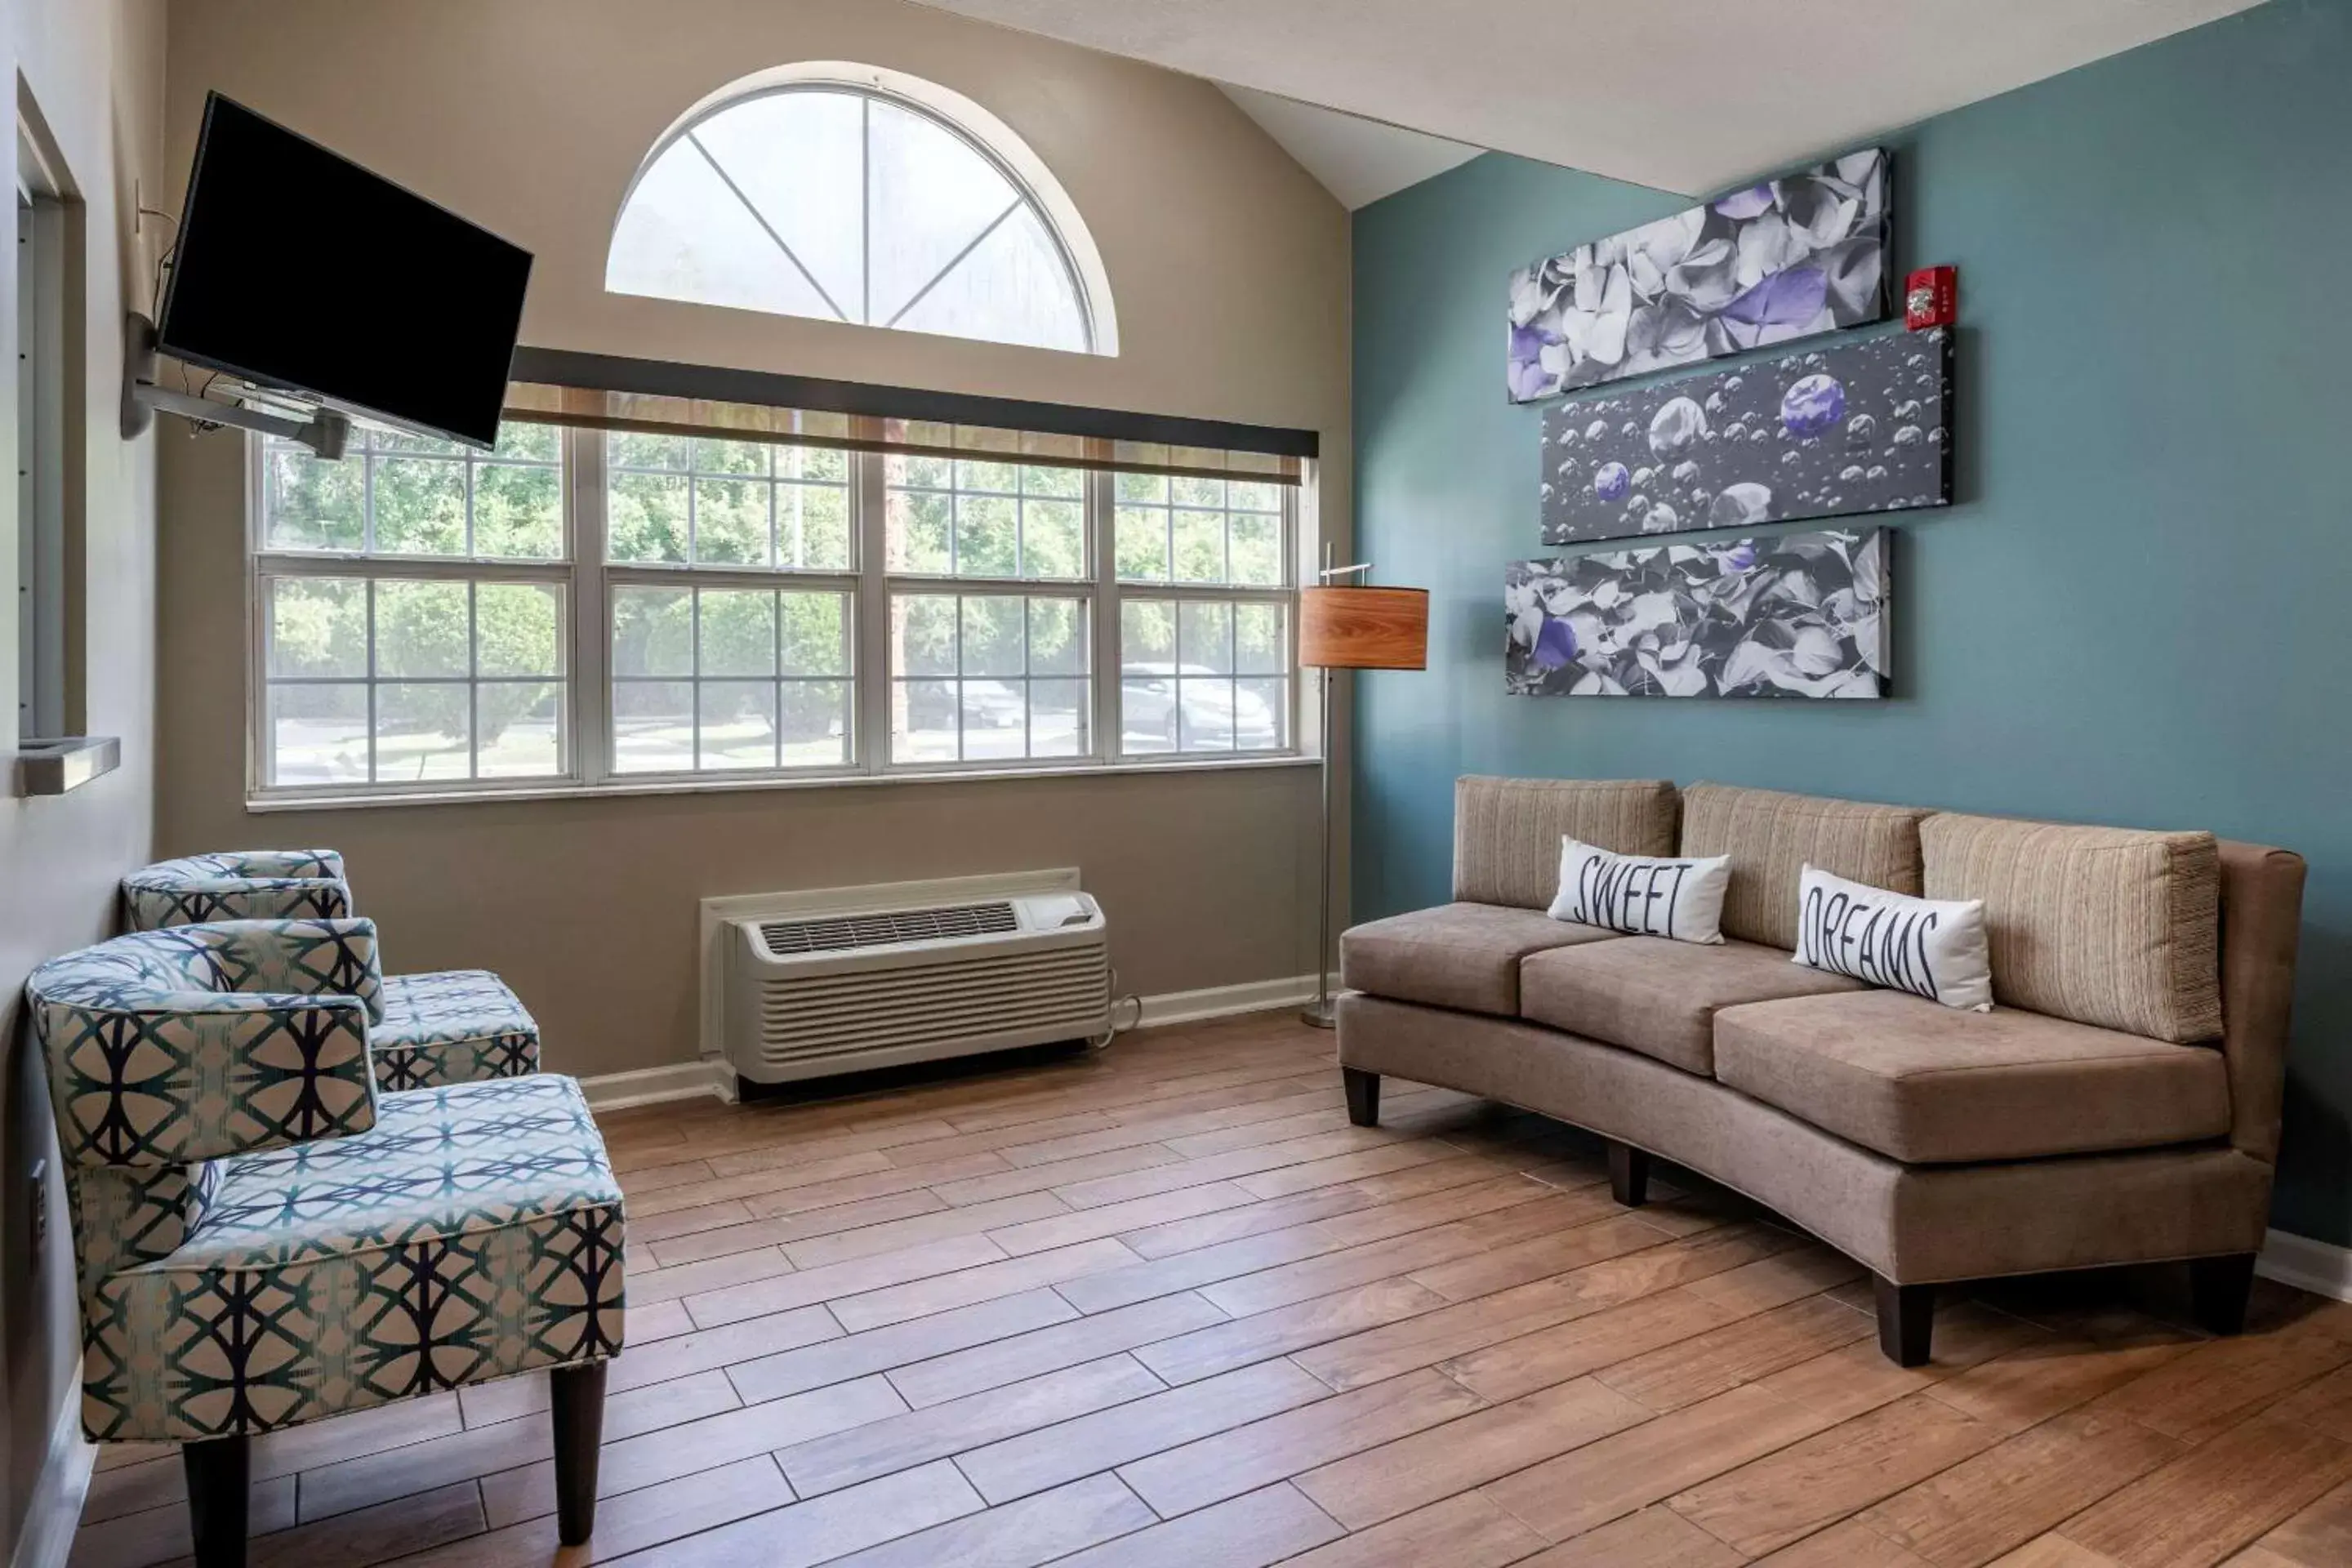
[[1298, 586, 1429, 670]]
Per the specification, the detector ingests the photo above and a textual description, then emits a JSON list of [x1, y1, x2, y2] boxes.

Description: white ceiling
[[910, 0, 2263, 197], [1215, 85, 1477, 209]]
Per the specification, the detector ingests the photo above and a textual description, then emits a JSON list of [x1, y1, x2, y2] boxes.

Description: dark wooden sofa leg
[[551, 1361, 608, 1544], [1874, 1274, 1936, 1367], [1342, 1067, 1381, 1127], [184, 1433, 250, 1568], [2189, 1253, 2258, 1336], [1606, 1141, 1650, 1208]]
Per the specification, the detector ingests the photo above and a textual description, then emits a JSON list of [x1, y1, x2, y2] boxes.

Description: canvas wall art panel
[[1539, 326, 1951, 546], [1508, 149, 1891, 404], [1507, 529, 1886, 699]]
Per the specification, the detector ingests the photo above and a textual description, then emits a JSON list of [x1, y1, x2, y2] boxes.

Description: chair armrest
[[120, 851, 353, 929], [206, 919, 386, 1025], [41, 990, 378, 1167]]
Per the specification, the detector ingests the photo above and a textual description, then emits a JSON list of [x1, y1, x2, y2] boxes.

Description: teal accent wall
[[1350, 0, 2352, 1245]]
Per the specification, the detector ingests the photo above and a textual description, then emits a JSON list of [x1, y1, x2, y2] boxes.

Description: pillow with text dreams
[[1547, 836, 1729, 944], [1792, 863, 1993, 1010]]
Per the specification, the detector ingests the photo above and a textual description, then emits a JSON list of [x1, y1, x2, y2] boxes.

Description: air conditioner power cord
[[1092, 968, 1144, 1050]]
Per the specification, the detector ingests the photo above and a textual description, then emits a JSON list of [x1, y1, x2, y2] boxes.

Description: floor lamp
[[1298, 564, 1428, 1028]]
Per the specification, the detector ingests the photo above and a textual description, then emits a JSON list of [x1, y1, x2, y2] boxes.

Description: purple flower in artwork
[[1508, 323, 1560, 401], [1722, 266, 1829, 330], [1532, 616, 1578, 669], [1713, 185, 1775, 221], [1725, 544, 1758, 570]]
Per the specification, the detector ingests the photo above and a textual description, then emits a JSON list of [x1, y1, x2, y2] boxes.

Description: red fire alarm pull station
[[1906, 265, 1958, 330]]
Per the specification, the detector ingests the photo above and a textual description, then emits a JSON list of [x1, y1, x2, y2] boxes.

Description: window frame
[[244, 421, 1307, 806], [16, 153, 77, 744], [244, 430, 581, 801], [605, 61, 1120, 358]]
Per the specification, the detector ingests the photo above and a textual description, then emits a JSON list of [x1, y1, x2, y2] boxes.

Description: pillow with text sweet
[[1547, 837, 1729, 944], [1792, 863, 1993, 1010]]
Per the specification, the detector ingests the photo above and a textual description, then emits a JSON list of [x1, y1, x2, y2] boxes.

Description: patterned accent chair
[[122, 851, 541, 1091], [122, 850, 353, 929], [28, 920, 623, 1568]]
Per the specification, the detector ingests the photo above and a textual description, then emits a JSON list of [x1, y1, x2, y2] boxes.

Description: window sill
[[18, 737, 122, 796], [245, 751, 1321, 813]]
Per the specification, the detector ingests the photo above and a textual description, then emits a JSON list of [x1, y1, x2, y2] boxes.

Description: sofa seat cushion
[[85, 1074, 623, 1442], [1713, 990, 2232, 1164], [1520, 936, 1865, 1075], [1342, 903, 1620, 1016], [373, 970, 541, 1091]]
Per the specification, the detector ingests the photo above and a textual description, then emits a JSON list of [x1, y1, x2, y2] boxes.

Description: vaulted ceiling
[[911, 0, 2263, 200]]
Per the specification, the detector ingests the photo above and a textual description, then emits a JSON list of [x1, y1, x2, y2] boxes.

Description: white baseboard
[[1132, 973, 1321, 1030], [8, 1392, 92, 1568], [576, 972, 1321, 1111], [578, 1059, 734, 1111], [2258, 1227, 2352, 1302]]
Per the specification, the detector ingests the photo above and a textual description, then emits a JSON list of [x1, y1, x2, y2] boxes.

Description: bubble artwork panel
[[1506, 530, 1886, 700], [1538, 327, 1951, 547], [1508, 149, 1891, 404]]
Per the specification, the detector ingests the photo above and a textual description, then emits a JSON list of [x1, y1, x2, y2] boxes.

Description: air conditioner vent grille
[[759, 901, 1019, 956]]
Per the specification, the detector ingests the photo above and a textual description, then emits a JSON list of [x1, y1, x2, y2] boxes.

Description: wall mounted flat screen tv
[[157, 93, 532, 449]]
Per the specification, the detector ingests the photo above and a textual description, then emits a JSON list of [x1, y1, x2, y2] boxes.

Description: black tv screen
[[157, 93, 532, 449]]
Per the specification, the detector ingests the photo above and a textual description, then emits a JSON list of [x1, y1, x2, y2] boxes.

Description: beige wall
[[157, 0, 1352, 1081], [1, 0, 165, 1553]]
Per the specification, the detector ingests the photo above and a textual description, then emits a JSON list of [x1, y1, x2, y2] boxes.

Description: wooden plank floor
[[68, 1013, 2352, 1568]]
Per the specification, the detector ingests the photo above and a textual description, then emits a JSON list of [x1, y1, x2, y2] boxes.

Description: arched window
[[608, 63, 1116, 355]]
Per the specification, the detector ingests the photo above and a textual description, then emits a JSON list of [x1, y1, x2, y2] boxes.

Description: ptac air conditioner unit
[[724, 890, 1110, 1089]]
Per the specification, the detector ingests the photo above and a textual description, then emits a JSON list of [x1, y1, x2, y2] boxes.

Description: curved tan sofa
[[1335, 777, 2305, 1365]]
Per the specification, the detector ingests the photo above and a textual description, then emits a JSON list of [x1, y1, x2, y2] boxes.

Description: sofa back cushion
[[1920, 813, 2223, 1043], [1454, 777, 1678, 910], [1680, 783, 1931, 950]]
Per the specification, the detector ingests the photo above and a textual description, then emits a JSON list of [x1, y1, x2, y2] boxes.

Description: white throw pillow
[[1792, 863, 1993, 1011], [1547, 837, 1729, 945]]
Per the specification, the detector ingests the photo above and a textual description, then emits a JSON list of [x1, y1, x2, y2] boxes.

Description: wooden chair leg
[[551, 1361, 608, 1544], [2189, 1253, 2258, 1336], [1606, 1140, 1650, 1208], [184, 1434, 249, 1568], [1873, 1274, 1936, 1367], [1342, 1067, 1380, 1128]]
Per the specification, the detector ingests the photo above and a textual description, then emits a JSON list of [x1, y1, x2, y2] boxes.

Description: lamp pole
[[1303, 554, 1372, 1030], [1296, 559, 1426, 1031], [1304, 657, 1339, 1028]]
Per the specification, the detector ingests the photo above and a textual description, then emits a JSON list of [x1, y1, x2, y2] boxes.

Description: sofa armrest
[[2216, 840, 2305, 1163]]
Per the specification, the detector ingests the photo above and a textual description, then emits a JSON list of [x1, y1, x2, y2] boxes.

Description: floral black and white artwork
[[1540, 327, 1951, 546], [1507, 149, 1891, 404], [1506, 529, 1886, 699]]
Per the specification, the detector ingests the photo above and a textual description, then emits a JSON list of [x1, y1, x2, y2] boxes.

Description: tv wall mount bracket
[[120, 311, 352, 458]]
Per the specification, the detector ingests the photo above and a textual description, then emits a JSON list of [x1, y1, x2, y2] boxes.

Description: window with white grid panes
[[606, 430, 852, 569], [255, 423, 570, 789], [249, 412, 1303, 800], [888, 591, 1089, 763], [259, 575, 568, 786], [608, 583, 853, 773], [1118, 597, 1289, 756]]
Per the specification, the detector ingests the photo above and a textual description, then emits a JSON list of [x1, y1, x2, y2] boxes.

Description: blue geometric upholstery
[[33, 921, 385, 1169], [27, 925, 623, 1446], [126, 850, 541, 1094], [122, 850, 353, 931], [374, 971, 541, 1091]]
